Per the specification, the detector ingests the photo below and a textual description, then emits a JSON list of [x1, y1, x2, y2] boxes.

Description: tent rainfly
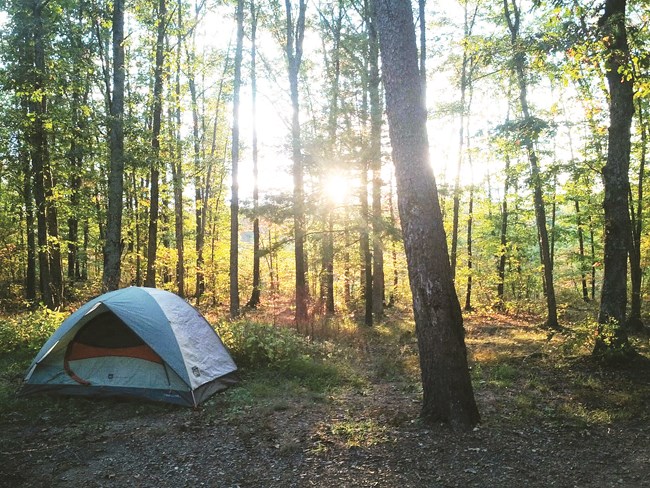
[[22, 287, 238, 407]]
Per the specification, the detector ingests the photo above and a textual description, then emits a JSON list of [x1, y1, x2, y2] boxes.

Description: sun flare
[[322, 173, 350, 205]]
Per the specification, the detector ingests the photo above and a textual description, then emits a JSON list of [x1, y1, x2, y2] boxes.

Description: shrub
[[216, 320, 314, 370], [0, 306, 66, 353]]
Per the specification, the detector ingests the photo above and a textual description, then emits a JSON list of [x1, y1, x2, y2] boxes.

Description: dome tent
[[22, 287, 238, 407]]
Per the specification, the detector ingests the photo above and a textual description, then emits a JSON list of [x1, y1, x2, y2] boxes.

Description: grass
[[1, 305, 649, 434]]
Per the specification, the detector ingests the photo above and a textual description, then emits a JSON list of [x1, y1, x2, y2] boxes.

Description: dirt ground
[[2, 315, 649, 488]]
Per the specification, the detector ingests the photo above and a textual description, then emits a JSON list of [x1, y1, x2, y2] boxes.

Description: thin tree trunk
[[627, 100, 645, 330], [496, 153, 510, 309], [575, 199, 589, 302], [368, 0, 384, 320], [387, 173, 399, 307], [247, 0, 262, 308], [286, 0, 309, 325], [504, 0, 559, 330], [103, 0, 125, 291], [360, 162, 373, 326], [28, 0, 55, 308], [171, 2, 185, 297], [20, 99, 37, 300], [230, 0, 244, 319], [376, 0, 480, 428], [589, 214, 596, 300], [464, 184, 473, 311], [144, 0, 167, 288]]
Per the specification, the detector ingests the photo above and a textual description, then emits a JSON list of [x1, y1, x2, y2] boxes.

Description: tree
[[230, 0, 244, 319], [171, 0, 186, 297], [284, 0, 309, 324], [246, 0, 262, 309], [103, 0, 125, 292], [503, 0, 559, 330], [368, 0, 384, 321], [627, 99, 646, 330], [375, 0, 480, 428], [594, 0, 635, 359], [144, 0, 167, 288]]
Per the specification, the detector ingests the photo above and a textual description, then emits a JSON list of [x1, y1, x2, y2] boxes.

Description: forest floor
[[1, 308, 650, 488]]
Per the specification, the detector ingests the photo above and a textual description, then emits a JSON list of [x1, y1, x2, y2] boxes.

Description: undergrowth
[[0, 305, 649, 432]]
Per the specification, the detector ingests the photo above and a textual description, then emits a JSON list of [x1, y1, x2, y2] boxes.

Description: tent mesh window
[[66, 312, 162, 364]]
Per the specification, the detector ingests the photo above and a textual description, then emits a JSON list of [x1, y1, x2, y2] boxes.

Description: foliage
[[0, 306, 66, 353]]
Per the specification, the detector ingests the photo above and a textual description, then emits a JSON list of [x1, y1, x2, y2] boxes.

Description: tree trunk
[[575, 199, 589, 302], [285, 0, 309, 325], [360, 163, 373, 326], [103, 0, 125, 292], [28, 0, 59, 308], [319, 0, 343, 315], [627, 100, 645, 330], [20, 99, 37, 301], [464, 184, 474, 311], [504, 0, 559, 330], [496, 153, 510, 309], [368, 0, 384, 321], [230, 0, 244, 319], [247, 0, 262, 309], [172, 5, 185, 298], [144, 0, 166, 288], [387, 173, 399, 307], [376, 0, 480, 428], [594, 0, 635, 358]]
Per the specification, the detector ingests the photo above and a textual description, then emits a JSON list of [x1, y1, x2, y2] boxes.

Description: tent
[[22, 287, 238, 407]]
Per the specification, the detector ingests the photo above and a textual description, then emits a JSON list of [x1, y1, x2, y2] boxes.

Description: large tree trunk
[[229, 0, 244, 319], [144, 0, 167, 288], [376, 0, 480, 428], [103, 0, 125, 292], [285, 0, 309, 325], [594, 0, 635, 358], [504, 0, 559, 330]]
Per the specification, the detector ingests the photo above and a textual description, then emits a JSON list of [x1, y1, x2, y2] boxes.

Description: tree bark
[[172, 0, 185, 297], [246, 0, 262, 309], [103, 0, 125, 292], [285, 0, 309, 325], [230, 0, 244, 319], [504, 0, 559, 330], [368, 0, 384, 321], [28, 0, 60, 308], [575, 199, 589, 302], [376, 0, 480, 428], [20, 99, 37, 301], [594, 0, 635, 358], [627, 100, 645, 330], [496, 153, 510, 309], [144, 0, 167, 289]]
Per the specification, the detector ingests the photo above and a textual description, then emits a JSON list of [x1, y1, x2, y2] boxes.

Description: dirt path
[[2, 381, 649, 487], [3, 315, 650, 487]]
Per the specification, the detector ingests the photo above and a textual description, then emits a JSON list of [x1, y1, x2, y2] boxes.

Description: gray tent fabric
[[22, 287, 238, 406]]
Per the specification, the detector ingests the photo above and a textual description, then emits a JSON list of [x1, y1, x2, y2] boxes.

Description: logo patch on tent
[[192, 366, 201, 377], [108, 373, 114, 380]]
